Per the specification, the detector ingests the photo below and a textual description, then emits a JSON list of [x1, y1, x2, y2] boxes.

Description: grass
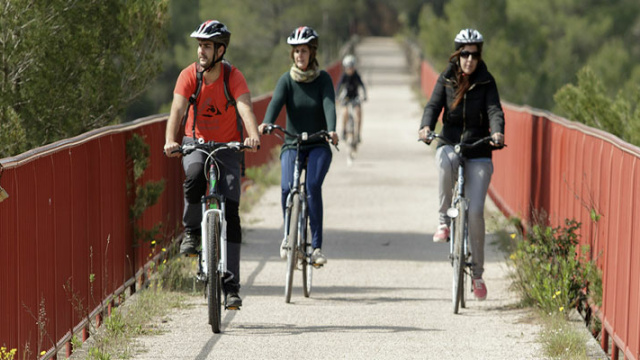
[[68, 284, 186, 359], [539, 312, 591, 360], [240, 148, 281, 213]]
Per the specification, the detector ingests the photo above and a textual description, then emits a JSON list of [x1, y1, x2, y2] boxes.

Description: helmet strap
[[204, 43, 226, 72]]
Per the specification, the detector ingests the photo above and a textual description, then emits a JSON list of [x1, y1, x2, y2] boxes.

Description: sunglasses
[[460, 50, 480, 60]]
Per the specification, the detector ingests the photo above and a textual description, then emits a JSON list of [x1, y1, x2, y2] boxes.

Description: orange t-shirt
[[175, 62, 249, 142]]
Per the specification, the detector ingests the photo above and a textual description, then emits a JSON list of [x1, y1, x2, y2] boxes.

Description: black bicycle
[[422, 133, 504, 314], [262, 124, 338, 303], [175, 140, 251, 332]]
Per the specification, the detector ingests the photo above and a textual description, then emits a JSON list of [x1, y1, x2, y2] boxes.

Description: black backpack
[[182, 60, 246, 175]]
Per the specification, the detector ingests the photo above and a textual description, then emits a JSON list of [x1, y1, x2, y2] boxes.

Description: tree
[[414, 0, 640, 112], [554, 66, 640, 145], [0, 0, 169, 158]]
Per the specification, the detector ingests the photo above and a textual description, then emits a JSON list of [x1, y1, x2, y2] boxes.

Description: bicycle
[[421, 133, 504, 314], [173, 139, 251, 333], [262, 124, 338, 303], [342, 96, 361, 165]]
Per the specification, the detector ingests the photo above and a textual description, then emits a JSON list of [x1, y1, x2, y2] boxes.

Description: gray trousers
[[436, 146, 493, 278]]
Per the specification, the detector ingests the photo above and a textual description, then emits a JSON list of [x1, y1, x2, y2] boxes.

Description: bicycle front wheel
[[285, 193, 300, 303], [452, 198, 467, 314], [206, 212, 222, 333]]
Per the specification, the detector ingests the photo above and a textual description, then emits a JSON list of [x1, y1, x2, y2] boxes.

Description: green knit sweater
[[262, 70, 337, 153]]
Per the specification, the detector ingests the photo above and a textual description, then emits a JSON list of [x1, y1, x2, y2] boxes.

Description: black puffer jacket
[[420, 60, 505, 159]]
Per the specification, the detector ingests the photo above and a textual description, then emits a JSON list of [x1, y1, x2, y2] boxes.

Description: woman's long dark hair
[[448, 48, 482, 110]]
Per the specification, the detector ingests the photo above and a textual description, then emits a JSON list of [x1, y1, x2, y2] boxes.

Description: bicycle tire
[[346, 112, 356, 163], [207, 212, 222, 333], [301, 212, 312, 297], [460, 224, 469, 309], [452, 198, 467, 314], [285, 193, 300, 303]]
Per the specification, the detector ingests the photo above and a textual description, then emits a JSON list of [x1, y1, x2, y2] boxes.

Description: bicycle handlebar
[[173, 141, 252, 156], [419, 133, 505, 154], [262, 124, 339, 149]]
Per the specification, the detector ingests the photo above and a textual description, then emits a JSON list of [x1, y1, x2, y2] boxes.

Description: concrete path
[[132, 37, 543, 360]]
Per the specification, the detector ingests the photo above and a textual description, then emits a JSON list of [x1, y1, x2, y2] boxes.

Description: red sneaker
[[432, 224, 450, 243], [472, 278, 487, 301]]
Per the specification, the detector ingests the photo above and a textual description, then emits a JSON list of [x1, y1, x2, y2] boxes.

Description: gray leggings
[[436, 146, 493, 278]]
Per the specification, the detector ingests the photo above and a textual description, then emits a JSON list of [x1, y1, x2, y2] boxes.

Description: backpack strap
[[181, 65, 205, 139], [222, 61, 247, 176]]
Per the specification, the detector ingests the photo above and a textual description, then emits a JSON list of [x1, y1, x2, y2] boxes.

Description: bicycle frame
[[200, 162, 227, 283], [448, 158, 469, 266]]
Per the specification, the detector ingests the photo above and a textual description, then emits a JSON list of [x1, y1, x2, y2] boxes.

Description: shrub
[[510, 219, 599, 316]]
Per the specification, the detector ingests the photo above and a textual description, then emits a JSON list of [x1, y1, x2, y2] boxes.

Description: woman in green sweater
[[258, 26, 338, 265]]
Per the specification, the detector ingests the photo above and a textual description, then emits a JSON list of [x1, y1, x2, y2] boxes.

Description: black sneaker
[[180, 230, 201, 257], [226, 291, 242, 309]]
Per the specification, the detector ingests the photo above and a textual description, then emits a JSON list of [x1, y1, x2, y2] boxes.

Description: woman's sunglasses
[[460, 50, 480, 60]]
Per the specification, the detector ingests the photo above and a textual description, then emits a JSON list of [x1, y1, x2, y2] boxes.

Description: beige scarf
[[289, 64, 320, 83]]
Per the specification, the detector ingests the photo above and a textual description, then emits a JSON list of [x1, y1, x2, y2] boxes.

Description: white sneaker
[[280, 237, 288, 259], [432, 224, 450, 243], [311, 248, 327, 265]]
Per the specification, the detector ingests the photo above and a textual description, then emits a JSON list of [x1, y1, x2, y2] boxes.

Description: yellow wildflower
[[510, 233, 516, 239]]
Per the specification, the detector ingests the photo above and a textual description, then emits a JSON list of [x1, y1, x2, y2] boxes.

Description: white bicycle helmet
[[342, 54, 356, 68], [287, 26, 319, 48], [190, 20, 231, 48], [454, 28, 484, 50]]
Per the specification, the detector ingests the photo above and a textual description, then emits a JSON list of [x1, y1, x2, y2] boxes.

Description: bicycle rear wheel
[[452, 198, 467, 314], [206, 212, 222, 333], [346, 113, 356, 164], [285, 193, 300, 303], [301, 212, 312, 297]]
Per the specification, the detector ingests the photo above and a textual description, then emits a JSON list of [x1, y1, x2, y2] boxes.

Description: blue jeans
[[281, 146, 332, 249]]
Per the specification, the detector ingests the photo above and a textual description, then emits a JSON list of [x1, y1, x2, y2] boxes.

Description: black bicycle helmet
[[191, 20, 231, 70], [454, 28, 483, 51], [287, 26, 319, 48]]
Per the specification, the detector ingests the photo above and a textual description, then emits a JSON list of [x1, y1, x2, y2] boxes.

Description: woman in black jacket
[[418, 28, 505, 301]]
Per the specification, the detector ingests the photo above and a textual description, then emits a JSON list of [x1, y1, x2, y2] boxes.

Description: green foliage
[[0, 0, 169, 158], [126, 134, 166, 246], [509, 219, 601, 317], [413, 0, 640, 113], [554, 66, 640, 145], [0, 107, 27, 158]]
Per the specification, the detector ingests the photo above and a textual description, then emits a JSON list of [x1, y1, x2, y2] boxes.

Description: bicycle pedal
[[226, 305, 241, 311], [312, 264, 324, 269], [184, 253, 200, 258]]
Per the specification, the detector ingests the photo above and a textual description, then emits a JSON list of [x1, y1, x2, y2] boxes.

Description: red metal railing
[[421, 60, 640, 360], [0, 62, 341, 359]]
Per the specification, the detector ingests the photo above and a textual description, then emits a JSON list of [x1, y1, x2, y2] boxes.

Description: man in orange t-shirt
[[164, 20, 260, 309]]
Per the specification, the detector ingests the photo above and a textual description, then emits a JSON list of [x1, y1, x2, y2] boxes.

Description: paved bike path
[[133, 37, 543, 359]]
